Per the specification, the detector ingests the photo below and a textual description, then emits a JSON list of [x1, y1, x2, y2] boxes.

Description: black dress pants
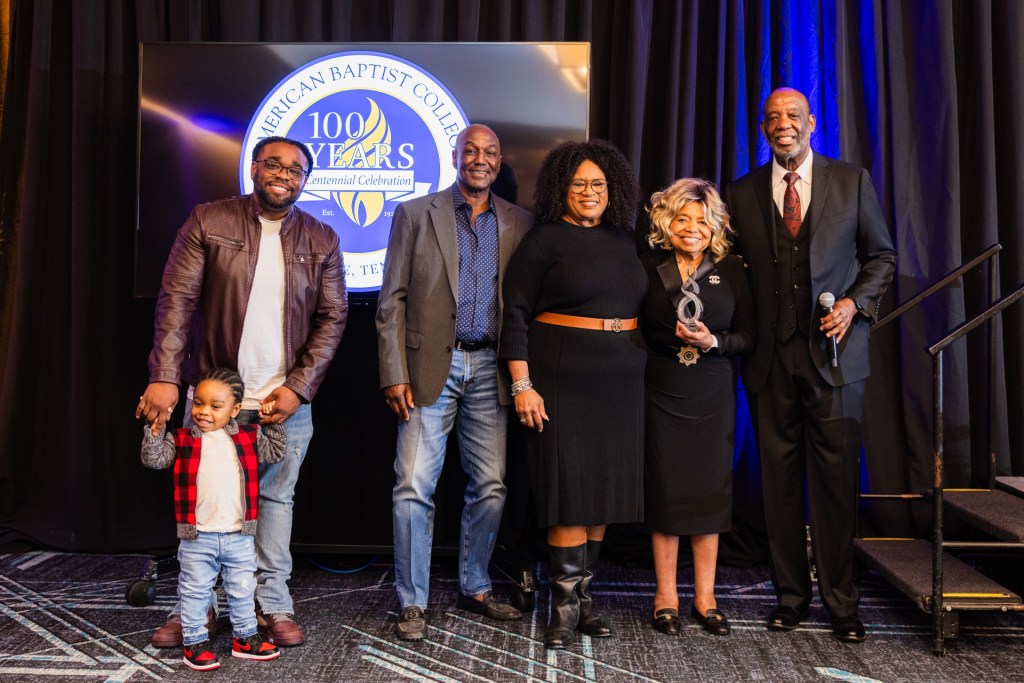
[[748, 332, 864, 620]]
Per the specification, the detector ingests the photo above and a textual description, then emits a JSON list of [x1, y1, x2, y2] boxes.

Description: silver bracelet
[[510, 376, 533, 397]]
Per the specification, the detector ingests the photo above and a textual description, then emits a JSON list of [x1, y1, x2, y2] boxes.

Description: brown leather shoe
[[256, 608, 305, 646], [151, 606, 217, 648], [455, 591, 523, 621], [395, 605, 427, 641]]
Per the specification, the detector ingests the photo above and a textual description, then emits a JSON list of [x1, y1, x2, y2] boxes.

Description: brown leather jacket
[[148, 194, 347, 402]]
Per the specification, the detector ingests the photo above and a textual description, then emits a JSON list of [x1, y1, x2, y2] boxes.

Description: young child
[[142, 367, 286, 671]]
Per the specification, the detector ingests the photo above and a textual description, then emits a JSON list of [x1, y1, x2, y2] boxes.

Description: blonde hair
[[646, 178, 731, 262]]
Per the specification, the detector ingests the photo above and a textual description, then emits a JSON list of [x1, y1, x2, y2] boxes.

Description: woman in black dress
[[640, 178, 753, 637], [500, 140, 645, 649]]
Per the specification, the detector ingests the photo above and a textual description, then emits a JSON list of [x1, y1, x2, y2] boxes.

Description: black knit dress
[[500, 220, 647, 527], [639, 250, 754, 535]]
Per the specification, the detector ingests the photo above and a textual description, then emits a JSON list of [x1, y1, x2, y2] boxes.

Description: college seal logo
[[240, 51, 469, 291]]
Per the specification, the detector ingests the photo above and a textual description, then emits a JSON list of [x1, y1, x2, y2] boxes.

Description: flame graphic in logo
[[332, 98, 391, 227]]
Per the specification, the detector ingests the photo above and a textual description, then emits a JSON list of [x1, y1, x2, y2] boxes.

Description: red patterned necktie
[[783, 172, 802, 237]]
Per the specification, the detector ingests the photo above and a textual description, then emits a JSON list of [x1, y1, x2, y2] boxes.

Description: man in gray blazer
[[724, 88, 896, 643], [376, 124, 533, 641]]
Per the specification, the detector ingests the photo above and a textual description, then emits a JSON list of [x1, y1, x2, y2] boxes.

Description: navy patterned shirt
[[452, 184, 499, 343]]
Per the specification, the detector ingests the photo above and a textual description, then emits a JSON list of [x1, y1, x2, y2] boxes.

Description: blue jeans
[[254, 403, 313, 614], [173, 401, 314, 617], [178, 531, 257, 646], [392, 347, 508, 609]]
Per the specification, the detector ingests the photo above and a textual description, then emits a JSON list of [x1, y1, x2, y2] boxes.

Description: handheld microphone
[[818, 292, 839, 368]]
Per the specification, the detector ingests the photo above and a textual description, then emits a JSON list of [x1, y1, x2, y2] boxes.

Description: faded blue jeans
[[172, 401, 313, 618], [253, 403, 313, 615], [178, 531, 257, 646], [392, 347, 508, 609]]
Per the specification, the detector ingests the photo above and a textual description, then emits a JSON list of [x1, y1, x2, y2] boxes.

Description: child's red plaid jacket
[[141, 420, 285, 540]]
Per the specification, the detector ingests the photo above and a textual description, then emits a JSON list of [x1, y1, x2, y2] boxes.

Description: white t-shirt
[[237, 216, 287, 410], [194, 428, 245, 532]]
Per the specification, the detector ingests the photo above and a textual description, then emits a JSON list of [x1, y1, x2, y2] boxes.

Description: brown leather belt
[[534, 311, 638, 332]]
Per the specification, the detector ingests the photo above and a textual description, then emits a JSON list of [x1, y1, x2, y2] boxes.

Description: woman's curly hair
[[533, 139, 641, 230], [646, 177, 732, 263]]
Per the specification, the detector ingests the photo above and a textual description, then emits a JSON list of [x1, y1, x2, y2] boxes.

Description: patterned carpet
[[1, 551, 1023, 682]]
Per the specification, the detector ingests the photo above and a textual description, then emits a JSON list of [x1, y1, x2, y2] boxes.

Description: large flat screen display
[[136, 42, 590, 297]]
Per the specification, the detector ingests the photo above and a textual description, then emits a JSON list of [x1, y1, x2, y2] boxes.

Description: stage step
[[995, 477, 1024, 499], [939, 489, 1024, 541], [855, 539, 1020, 611]]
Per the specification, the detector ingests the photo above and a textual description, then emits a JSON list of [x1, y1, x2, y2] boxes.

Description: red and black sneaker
[[183, 641, 220, 671], [232, 634, 281, 661]]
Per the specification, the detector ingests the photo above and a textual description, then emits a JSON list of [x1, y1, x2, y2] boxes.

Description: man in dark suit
[[376, 124, 533, 641], [724, 88, 896, 642]]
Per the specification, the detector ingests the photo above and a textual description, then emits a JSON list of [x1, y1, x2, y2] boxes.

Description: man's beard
[[770, 139, 805, 162], [255, 183, 297, 210]]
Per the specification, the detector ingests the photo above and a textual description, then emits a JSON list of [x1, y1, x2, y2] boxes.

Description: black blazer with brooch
[[640, 250, 754, 360], [724, 153, 896, 391]]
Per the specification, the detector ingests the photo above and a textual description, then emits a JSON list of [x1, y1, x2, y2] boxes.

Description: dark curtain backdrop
[[1, 0, 1022, 553]]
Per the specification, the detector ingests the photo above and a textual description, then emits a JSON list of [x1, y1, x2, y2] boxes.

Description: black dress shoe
[[395, 606, 426, 641], [832, 615, 867, 643], [456, 591, 523, 621], [579, 611, 614, 638], [766, 606, 807, 631], [691, 605, 731, 636], [651, 608, 681, 635]]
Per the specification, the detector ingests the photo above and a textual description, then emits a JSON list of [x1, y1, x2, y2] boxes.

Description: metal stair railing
[[860, 244, 1002, 514], [926, 281, 1024, 653], [874, 242, 1004, 491], [855, 243, 1024, 654]]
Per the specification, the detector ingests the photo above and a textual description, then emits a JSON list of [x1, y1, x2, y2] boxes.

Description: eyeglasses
[[569, 179, 609, 194], [254, 158, 309, 180]]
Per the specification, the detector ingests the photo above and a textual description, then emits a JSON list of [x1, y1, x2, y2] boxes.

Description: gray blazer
[[376, 186, 533, 406]]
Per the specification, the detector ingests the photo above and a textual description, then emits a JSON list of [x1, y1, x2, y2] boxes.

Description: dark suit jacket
[[724, 153, 896, 391], [376, 186, 533, 406]]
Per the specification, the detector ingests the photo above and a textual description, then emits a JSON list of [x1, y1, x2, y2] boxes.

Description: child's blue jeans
[[178, 531, 258, 646]]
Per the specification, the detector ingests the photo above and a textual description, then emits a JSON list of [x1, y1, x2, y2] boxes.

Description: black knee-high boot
[[545, 543, 585, 648], [577, 539, 613, 637]]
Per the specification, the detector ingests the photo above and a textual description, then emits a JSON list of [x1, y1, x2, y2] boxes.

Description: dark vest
[[774, 207, 812, 342]]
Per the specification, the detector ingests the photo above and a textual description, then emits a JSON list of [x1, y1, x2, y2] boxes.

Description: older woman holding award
[[640, 178, 754, 636]]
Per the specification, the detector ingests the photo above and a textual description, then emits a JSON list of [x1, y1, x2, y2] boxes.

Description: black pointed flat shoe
[[691, 605, 731, 635], [651, 607, 681, 635]]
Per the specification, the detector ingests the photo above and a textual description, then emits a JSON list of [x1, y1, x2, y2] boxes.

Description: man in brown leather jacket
[[136, 136, 347, 648]]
